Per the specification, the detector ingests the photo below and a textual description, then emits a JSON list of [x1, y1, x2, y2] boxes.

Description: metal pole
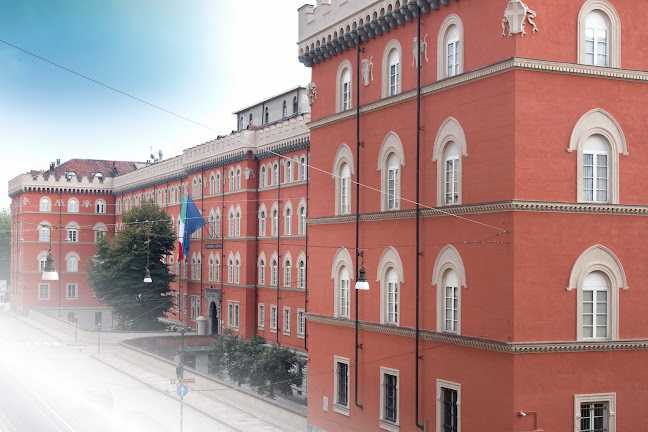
[[97, 322, 101, 354], [180, 395, 184, 432], [180, 328, 185, 379], [75, 314, 78, 344], [354, 32, 363, 410]]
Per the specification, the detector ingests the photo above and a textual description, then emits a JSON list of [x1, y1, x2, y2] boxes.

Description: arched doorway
[[210, 301, 219, 335]]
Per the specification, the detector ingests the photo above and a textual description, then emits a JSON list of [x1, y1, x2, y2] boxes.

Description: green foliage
[[0, 209, 9, 283], [87, 202, 175, 330], [209, 333, 305, 397]]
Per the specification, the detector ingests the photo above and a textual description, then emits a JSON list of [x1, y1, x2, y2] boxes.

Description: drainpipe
[[220, 166, 226, 336], [58, 190, 62, 318], [354, 33, 364, 410], [276, 153, 281, 345], [415, 5, 425, 430], [200, 169, 205, 308], [254, 156, 259, 337], [304, 144, 310, 351]]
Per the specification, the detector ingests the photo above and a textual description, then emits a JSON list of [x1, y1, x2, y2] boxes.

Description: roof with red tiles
[[41, 159, 144, 179]]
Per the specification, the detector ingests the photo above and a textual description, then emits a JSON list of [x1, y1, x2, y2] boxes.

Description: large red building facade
[[299, 0, 648, 430]]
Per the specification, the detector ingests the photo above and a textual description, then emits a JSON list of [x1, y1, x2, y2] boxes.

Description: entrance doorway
[[210, 301, 219, 335]]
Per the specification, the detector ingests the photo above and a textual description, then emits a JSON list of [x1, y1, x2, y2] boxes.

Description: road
[[0, 311, 232, 432]]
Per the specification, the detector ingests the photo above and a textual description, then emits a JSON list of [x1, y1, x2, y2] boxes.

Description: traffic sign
[[170, 378, 195, 384], [177, 384, 188, 398]]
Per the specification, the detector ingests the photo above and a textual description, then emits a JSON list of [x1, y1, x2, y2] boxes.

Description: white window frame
[[66, 256, 78, 273], [433, 118, 468, 207], [336, 60, 353, 113], [379, 367, 399, 432], [333, 144, 354, 216], [437, 14, 464, 80], [39, 225, 50, 242], [577, 0, 620, 68], [333, 356, 350, 415], [258, 304, 265, 329], [574, 393, 616, 432], [377, 247, 404, 326], [381, 40, 402, 98], [66, 283, 78, 299], [270, 305, 278, 332], [297, 309, 305, 338], [40, 197, 51, 212], [283, 307, 290, 335], [378, 133, 405, 212], [433, 245, 466, 334], [68, 198, 79, 213], [436, 379, 461, 432], [38, 283, 50, 300]]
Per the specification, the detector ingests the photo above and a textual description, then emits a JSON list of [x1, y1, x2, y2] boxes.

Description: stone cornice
[[307, 57, 648, 130], [306, 313, 648, 353], [307, 200, 648, 225]]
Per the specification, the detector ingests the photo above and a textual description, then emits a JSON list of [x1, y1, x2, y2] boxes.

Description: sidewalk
[[14, 312, 297, 432]]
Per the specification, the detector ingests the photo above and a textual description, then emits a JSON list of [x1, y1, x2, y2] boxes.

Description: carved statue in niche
[[412, 34, 429, 68], [502, 0, 538, 37], [307, 82, 317, 105], [361, 57, 374, 87]]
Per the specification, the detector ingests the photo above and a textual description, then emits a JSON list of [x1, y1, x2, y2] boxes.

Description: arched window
[[340, 163, 351, 214], [210, 174, 215, 194], [216, 173, 221, 193], [433, 245, 466, 334], [192, 178, 198, 197], [387, 154, 400, 210], [66, 256, 78, 272], [437, 14, 464, 80], [272, 208, 278, 236], [40, 197, 51, 212], [293, 96, 298, 114], [569, 109, 627, 204], [208, 258, 214, 281], [433, 118, 468, 206], [272, 259, 278, 285], [339, 266, 350, 318], [228, 212, 234, 237], [236, 169, 241, 190], [336, 60, 353, 113], [230, 169, 235, 191], [68, 198, 79, 213], [95, 199, 106, 214], [93, 223, 107, 243], [385, 268, 399, 324], [568, 245, 626, 341], [259, 258, 266, 285], [215, 256, 220, 282], [341, 68, 352, 111], [235, 259, 240, 284], [39, 224, 50, 242], [300, 156, 307, 180], [578, 1, 620, 68], [191, 256, 197, 280], [259, 209, 267, 236], [273, 163, 279, 186], [286, 160, 292, 183], [240, 116, 244, 130], [282, 100, 288, 117], [228, 259, 233, 283], [66, 223, 79, 243], [285, 208, 292, 236], [379, 133, 405, 211], [249, 113, 253, 126], [215, 212, 221, 238], [285, 259, 291, 287], [298, 259, 306, 289], [382, 40, 402, 97], [235, 211, 241, 236], [208, 212, 215, 238], [265, 107, 269, 124], [332, 248, 354, 319], [299, 206, 306, 235], [261, 166, 266, 187]]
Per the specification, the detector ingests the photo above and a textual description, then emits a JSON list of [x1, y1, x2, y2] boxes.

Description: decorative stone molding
[[437, 14, 464, 80], [307, 200, 648, 225], [411, 34, 429, 68], [307, 57, 648, 131], [501, 0, 538, 37], [307, 82, 317, 105], [361, 57, 374, 87], [305, 313, 648, 353], [433, 117, 468, 207]]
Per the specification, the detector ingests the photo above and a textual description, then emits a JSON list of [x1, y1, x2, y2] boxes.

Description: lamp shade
[[143, 267, 152, 283], [355, 265, 370, 290], [42, 250, 59, 281]]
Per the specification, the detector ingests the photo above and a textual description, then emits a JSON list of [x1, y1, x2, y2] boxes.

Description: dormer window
[[65, 171, 77, 180]]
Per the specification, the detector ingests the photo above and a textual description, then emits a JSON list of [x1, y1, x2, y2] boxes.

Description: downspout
[[200, 170, 205, 308], [254, 157, 260, 337], [276, 153, 281, 346], [354, 33, 363, 410], [304, 144, 310, 351], [58, 190, 62, 318], [415, 6, 425, 430], [220, 167, 226, 335]]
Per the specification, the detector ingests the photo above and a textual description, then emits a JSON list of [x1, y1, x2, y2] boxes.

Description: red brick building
[[298, 0, 648, 431]]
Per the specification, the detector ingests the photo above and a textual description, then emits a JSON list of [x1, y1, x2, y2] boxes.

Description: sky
[[0, 0, 312, 210]]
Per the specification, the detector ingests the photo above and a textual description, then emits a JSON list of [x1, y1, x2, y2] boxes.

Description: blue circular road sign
[[177, 384, 188, 398]]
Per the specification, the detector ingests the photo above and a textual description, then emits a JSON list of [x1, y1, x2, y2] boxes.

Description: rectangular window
[[258, 304, 265, 329], [445, 158, 459, 204], [575, 393, 615, 432], [283, 307, 291, 335], [388, 167, 399, 209], [380, 368, 399, 427], [270, 305, 278, 331], [583, 153, 608, 202], [585, 28, 608, 66], [437, 380, 461, 432], [38, 283, 50, 300], [66, 283, 78, 299], [340, 278, 349, 318], [191, 297, 196, 319], [343, 82, 351, 111], [67, 229, 78, 242], [447, 39, 460, 77], [387, 281, 398, 324], [583, 288, 608, 339], [228, 302, 233, 327], [297, 309, 305, 337], [335, 358, 349, 410], [445, 285, 459, 332], [39, 227, 50, 242], [183, 294, 187, 313], [234, 303, 240, 328]]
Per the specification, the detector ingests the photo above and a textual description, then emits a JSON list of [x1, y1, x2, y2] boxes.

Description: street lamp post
[[74, 314, 78, 344], [179, 328, 185, 379], [97, 322, 102, 354]]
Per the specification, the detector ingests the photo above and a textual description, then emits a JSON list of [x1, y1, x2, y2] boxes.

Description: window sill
[[333, 404, 350, 416], [297, 333, 305, 339], [283, 331, 291, 336], [379, 419, 399, 432]]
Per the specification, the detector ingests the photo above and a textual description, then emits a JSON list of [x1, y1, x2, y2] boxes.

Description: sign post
[[177, 384, 188, 432]]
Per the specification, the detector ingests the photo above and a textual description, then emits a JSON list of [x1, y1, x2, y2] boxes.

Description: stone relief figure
[[361, 57, 374, 87], [307, 82, 317, 105], [412, 34, 429, 68], [502, 0, 538, 37]]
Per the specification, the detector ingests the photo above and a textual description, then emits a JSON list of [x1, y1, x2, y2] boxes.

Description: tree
[[87, 202, 175, 330], [0, 209, 10, 283]]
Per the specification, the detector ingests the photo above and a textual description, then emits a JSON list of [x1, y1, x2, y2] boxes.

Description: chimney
[[56, 159, 60, 166], [49, 162, 55, 171]]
